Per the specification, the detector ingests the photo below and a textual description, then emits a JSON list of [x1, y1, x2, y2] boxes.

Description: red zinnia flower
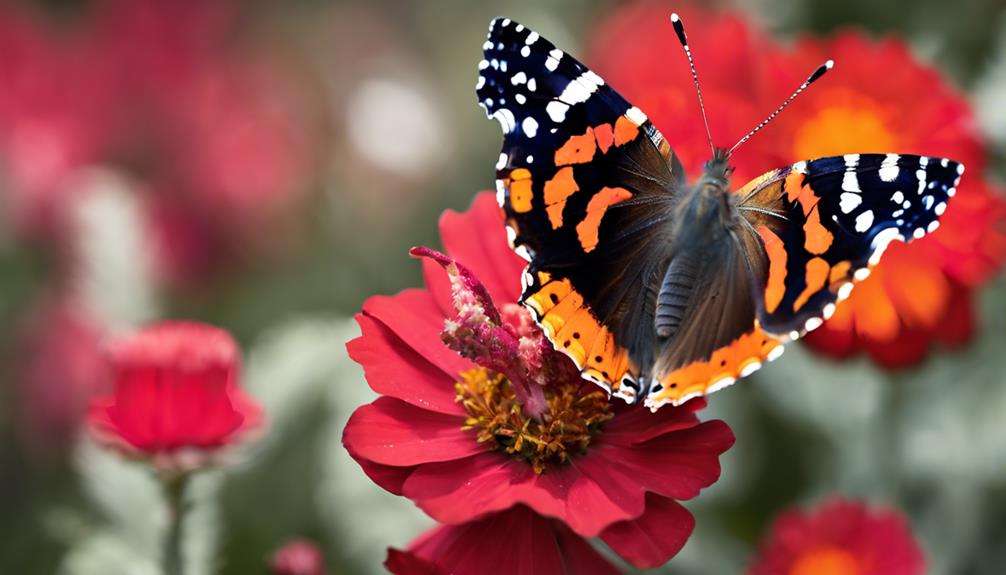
[[384, 506, 620, 575], [269, 538, 327, 575], [343, 193, 734, 569], [87, 321, 263, 472], [765, 32, 1006, 367], [590, 2, 1006, 367], [748, 498, 925, 575]]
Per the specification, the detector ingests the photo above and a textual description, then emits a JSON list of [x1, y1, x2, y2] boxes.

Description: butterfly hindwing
[[478, 18, 682, 401], [740, 153, 964, 337]]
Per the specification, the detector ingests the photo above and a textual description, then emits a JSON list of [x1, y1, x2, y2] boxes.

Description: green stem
[[162, 473, 190, 575]]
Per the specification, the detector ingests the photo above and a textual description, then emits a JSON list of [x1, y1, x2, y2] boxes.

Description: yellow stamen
[[455, 367, 613, 474]]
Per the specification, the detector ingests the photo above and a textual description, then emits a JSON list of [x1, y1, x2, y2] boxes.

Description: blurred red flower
[[589, 1, 1006, 367], [0, 0, 314, 286], [0, 5, 115, 240], [343, 193, 733, 569], [15, 298, 108, 453], [748, 498, 925, 575], [384, 506, 620, 575], [767, 32, 1006, 367], [269, 538, 327, 575], [87, 321, 263, 472]]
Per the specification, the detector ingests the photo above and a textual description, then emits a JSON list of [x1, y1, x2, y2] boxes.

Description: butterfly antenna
[[670, 13, 715, 156], [728, 59, 834, 156]]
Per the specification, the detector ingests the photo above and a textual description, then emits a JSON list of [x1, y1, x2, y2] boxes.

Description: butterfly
[[476, 15, 964, 411]]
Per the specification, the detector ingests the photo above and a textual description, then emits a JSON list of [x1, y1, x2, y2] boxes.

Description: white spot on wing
[[879, 153, 900, 182], [766, 346, 785, 362], [869, 227, 904, 265], [840, 192, 862, 213], [837, 282, 854, 301], [626, 106, 648, 125], [492, 108, 516, 133], [496, 153, 507, 170], [545, 48, 563, 71], [521, 116, 538, 138], [855, 210, 874, 232], [546, 101, 569, 123], [511, 71, 527, 85], [740, 361, 762, 377]]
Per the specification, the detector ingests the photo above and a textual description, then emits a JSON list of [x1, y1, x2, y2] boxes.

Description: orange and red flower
[[589, 2, 1006, 367], [342, 193, 734, 569], [384, 506, 620, 575], [748, 498, 925, 575], [88, 321, 263, 472]]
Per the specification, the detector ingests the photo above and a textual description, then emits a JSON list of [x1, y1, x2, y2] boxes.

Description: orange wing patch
[[575, 186, 633, 253], [793, 256, 830, 312], [521, 273, 636, 395], [645, 326, 785, 411], [543, 167, 579, 229], [758, 225, 787, 314], [554, 128, 597, 166], [613, 116, 638, 146], [803, 207, 833, 254], [507, 168, 533, 213], [593, 123, 615, 154]]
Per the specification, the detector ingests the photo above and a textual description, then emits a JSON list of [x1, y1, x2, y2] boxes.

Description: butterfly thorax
[[668, 150, 737, 255]]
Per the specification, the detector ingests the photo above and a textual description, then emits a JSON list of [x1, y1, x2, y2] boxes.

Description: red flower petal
[[591, 420, 734, 501], [87, 321, 261, 464], [362, 290, 472, 379], [386, 506, 622, 575], [438, 193, 525, 305], [347, 313, 462, 415], [342, 397, 481, 466], [600, 494, 694, 568], [601, 399, 706, 446]]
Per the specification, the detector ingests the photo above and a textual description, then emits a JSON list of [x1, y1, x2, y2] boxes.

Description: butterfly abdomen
[[655, 251, 700, 340]]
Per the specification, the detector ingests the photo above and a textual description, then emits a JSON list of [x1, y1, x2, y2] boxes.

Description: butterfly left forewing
[[740, 153, 964, 338], [478, 18, 684, 401]]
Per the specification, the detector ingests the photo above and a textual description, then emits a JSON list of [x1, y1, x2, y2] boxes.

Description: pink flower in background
[[0, 0, 314, 286], [269, 538, 327, 575], [15, 298, 107, 453], [343, 193, 734, 569], [88, 321, 263, 472], [748, 498, 925, 575], [385, 506, 621, 575], [0, 5, 115, 240]]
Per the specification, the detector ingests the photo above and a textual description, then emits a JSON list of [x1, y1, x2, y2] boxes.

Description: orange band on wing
[[554, 128, 597, 166], [521, 273, 635, 394], [507, 168, 534, 213], [543, 166, 579, 229], [576, 186, 633, 253], [646, 327, 784, 410], [803, 207, 833, 254], [758, 225, 787, 314], [593, 123, 614, 154], [793, 256, 830, 312], [613, 116, 638, 146]]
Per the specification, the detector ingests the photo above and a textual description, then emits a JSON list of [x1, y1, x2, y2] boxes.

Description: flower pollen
[[455, 366, 613, 474]]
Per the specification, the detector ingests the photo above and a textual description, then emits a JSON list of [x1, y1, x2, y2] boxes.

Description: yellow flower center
[[455, 367, 613, 474], [792, 89, 897, 160], [789, 547, 861, 575]]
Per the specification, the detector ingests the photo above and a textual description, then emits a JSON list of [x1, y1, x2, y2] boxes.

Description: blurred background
[[1, 0, 1004, 573]]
